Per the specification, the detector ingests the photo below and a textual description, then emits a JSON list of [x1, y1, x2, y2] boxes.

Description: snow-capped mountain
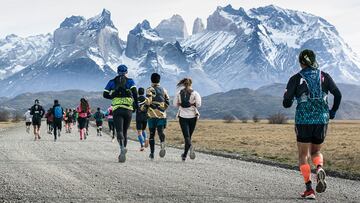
[[125, 20, 221, 95], [0, 34, 52, 79], [155, 15, 189, 42], [192, 18, 205, 35], [1, 5, 360, 97], [183, 5, 360, 89], [0, 9, 123, 96]]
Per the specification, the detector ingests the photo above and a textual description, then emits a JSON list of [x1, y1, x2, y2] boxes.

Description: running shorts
[[148, 118, 166, 129], [96, 121, 103, 127], [136, 120, 147, 131], [295, 124, 328, 144], [78, 117, 87, 129], [26, 122, 32, 126], [32, 119, 41, 126]]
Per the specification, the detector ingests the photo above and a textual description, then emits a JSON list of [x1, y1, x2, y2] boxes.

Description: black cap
[[299, 49, 318, 68], [151, 73, 161, 83]]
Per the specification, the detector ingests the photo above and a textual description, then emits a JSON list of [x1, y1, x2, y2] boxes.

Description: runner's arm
[[195, 91, 202, 108], [324, 73, 342, 112], [103, 80, 115, 100], [173, 92, 180, 107], [283, 75, 298, 108]]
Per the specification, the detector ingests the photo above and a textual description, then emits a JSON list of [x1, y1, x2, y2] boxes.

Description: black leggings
[[179, 117, 197, 156], [113, 108, 132, 148], [53, 119, 62, 139], [149, 125, 165, 154], [108, 120, 115, 137]]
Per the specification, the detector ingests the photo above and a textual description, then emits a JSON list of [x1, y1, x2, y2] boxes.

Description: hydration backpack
[[180, 89, 194, 108], [54, 106, 63, 119], [114, 76, 132, 98], [152, 86, 165, 103], [295, 69, 329, 124]]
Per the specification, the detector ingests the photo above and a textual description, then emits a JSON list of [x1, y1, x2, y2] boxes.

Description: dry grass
[[0, 122, 17, 130], [161, 120, 360, 176]]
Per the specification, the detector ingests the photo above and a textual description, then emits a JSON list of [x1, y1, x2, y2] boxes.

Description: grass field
[[135, 120, 360, 176], [0, 122, 17, 130]]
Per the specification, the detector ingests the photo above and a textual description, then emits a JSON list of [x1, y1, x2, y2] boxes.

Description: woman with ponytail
[[173, 78, 201, 161], [76, 98, 91, 140]]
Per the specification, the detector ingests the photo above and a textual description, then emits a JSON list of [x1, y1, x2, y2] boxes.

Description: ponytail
[[177, 78, 192, 93]]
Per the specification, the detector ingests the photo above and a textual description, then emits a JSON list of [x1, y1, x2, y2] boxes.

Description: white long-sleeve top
[[24, 110, 32, 122], [173, 89, 201, 118]]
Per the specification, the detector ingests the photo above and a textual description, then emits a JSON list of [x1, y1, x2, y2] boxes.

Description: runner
[[105, 106, 116, 142], [173, 78, 201, 161], [65, 109, 74, 133], [30, 99, 45, 141], [76, 98, 91, 141], [45, 108, 54, 134], [94, 107, 105, 136], [136, 87, 149, 151], [283, 49, 342, 199], [72, 108, 78, 126], [103, 64, 138, 163], [24, 108, 32, 134], [52, 100, 64, 142], [143, 73, 170, 160]]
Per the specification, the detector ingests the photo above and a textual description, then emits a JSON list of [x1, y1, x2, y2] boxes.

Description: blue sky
[[1, 0, 359, 54]]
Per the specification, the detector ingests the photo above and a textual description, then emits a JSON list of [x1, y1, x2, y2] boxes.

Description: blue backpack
[[54, 106, 63, 119]]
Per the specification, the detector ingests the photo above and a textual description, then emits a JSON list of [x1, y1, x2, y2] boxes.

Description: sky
[[1, 0, 360, 55]]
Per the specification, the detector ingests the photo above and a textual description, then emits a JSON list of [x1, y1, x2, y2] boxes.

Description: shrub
[[240, 117, 248, 123], [0, 110, 11, 122], [252, 115, 260, 123], [223, 115, 237, 123], [12, 112, 23, 122], [267, 113, 288, 124]]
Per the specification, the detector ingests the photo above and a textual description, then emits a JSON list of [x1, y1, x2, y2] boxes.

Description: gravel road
[[0, 122, 359, 202]]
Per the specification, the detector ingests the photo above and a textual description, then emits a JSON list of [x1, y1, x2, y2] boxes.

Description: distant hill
[[1, 86, 360, 119]]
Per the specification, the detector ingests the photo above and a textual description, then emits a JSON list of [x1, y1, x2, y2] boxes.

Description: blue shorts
[[148, 118, 167, 129]]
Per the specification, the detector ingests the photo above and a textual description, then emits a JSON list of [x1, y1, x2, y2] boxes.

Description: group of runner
[[22, 49, 342, 199]]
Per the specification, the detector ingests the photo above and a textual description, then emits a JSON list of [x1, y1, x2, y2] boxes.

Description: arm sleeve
[[131, 86, 138, 110], [195, 92, 202, 108], [325, 73, 342, 112], [283, 75, 298, 108]]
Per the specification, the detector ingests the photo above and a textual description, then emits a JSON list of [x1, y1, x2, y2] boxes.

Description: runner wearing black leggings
[[174, 78, 202, 161], [103, 65, 138, 163]]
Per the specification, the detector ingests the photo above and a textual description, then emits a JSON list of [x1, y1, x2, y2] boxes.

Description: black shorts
[[78, 117, 87, 129], [136, 120, 147, 131], [295, 124, 328, 144], [32, 119, 41, 126], [96, 121, 103, 127], [26, 122, 32, 126]]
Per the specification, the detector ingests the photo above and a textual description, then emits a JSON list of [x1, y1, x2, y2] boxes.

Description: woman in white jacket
[[173, 78, 201, 161], [24, 109, 32, 133]]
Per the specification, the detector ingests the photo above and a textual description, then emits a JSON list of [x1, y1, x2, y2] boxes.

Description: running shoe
[[159, 142, 166, 158], [189, 145, 196, 160], [181, 153, 186, 162], [149, 153, 154, 160], [118, 149, 127, 163], [112, 137, 115, 143], [140, 146, 145, 152], [316, 167, 327, 193], [301, 189, 316, 199], [144, 139, 149, 148]]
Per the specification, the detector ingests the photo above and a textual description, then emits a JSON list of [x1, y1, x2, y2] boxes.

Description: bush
[[252, 115, 260, 123], [223, 115, 237, 123], [240, 117, 248, 123], [267, 113, 288, 124], [12, 112, 23, 122], [0, 110, 11, 122]]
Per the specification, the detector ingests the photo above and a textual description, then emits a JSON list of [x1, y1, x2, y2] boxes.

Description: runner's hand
[[329, 109, 336, 119]]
